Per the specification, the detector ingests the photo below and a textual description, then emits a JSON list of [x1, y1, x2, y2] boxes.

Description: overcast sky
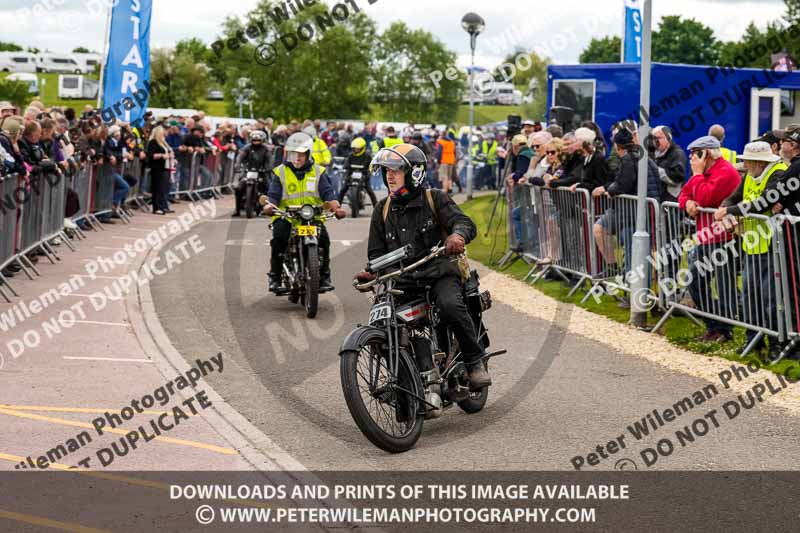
[[0, 0, 788, 67]]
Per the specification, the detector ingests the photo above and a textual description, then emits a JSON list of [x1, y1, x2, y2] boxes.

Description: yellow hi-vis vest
[[741, 161, 787, 254], [272, 164, 324, 222], [383, 137, 403, 149], [311, 138, 331, 166], [721, 147, 737, 165], [482, 140, 498, 166]]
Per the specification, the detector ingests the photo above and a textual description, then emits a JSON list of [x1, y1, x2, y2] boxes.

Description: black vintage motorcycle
[[261, 198, 336, 318], [240, 167, 269, 219], [339, 245, 504, 453], [344, 164, 369, 218]]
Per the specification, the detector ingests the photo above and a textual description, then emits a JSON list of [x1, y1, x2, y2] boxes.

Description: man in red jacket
[[678, 135, 741, 342]]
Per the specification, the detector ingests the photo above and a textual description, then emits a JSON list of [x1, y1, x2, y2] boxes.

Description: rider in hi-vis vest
[[263, 132, 345, 293]]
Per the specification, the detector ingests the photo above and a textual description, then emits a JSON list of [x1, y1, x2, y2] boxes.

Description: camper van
[[71, 53, 102, 74], [6, 73, 40, 95], [36, 53, 82, 74], [0, 52, 38, 73], [58, 75, 99, 99]]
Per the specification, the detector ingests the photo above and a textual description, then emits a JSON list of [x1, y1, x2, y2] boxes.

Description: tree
[[493, 47, 549, 120], [214, 1, 376, 121], [371, 21, 463, 122], [0, 79, 31, 108], [149, 48, 210, 109], [652, 16, 720, 65], [175, 38, 209, 64], [26, 47, 40, 54], [72, 47, 95, 54], [579, 36, 621, 64], [718, 22, 776, 69], [0, 42, 23, 52]]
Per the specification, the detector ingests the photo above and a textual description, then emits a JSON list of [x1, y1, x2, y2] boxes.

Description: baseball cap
[[783, 124, 800, 143], [0, 101, 14, 111], [758, 130, 784, 144], [522, 119, 535, 126]]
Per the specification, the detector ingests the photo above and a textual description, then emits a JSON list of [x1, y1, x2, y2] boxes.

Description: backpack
[[382, 189, 470, 281]]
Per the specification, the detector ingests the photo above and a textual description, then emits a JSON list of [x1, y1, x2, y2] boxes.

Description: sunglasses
[[690, 150, 705, 158], [546, 150, 558, 155], [532, 144, 541, 149]]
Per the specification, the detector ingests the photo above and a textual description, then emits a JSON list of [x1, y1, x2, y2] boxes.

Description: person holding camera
[[679, 135, 741, 343]]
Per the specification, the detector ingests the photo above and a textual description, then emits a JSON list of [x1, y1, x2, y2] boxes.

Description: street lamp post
[[462, 12, 485, 201]]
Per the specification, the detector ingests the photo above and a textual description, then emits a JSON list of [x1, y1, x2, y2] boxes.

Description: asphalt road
[[150, 204, 800, 471]]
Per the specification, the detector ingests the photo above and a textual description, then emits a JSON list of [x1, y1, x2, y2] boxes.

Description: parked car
[[6, 73, 40, 95], [206, 89, 224, 100], [0, 52, 38, 73]]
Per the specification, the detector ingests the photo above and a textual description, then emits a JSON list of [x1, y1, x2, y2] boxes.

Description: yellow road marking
[[0, 452, 272, 510], [0, 508, 111, 533], [0, 405, 165, 415], [0, 407, 236, 455]]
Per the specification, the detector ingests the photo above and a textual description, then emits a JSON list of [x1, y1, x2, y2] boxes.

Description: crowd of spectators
[[501, 111, 800, 361]]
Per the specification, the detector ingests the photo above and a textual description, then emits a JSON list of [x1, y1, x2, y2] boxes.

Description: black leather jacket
[[368, 188, 476, 280]]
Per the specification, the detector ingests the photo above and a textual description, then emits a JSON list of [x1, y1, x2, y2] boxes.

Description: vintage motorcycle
[[240, 167, 270, 219], [339, 245, 504, 453], [344, 164, 369, 218], [260, 198, 336, 318]]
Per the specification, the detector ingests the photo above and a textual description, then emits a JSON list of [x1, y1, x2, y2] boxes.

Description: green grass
[[462, 195, 800, 379], [454, 104, 526, 126]]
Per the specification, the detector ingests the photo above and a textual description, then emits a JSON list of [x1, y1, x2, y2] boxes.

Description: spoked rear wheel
[[340, 340, 423, 453], [457, 359, 489, 414], [304, 245, 319, 318]]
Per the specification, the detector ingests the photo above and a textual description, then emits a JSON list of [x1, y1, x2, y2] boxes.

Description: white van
[[71, 53, 102, 74], [36, 53, 82, 74], [494, 83, 517, 105], [58, 75, 99, 99], [6, 73, 40, 95], [0, 52, 38, 73]]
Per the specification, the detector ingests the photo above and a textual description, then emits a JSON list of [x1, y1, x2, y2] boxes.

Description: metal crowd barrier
[[506, 186, 792, 356], [0, 168, 78, 301], [71, 161, 102, 231], [584, 193, 661, 305], [92, 160, 115, 218], [191, 151, 222, 200], [0, 174, 20, 302], [217, 151, 236, 192], [330, 156, 346, 195], [123, 156, 150, 212], [769, 215, 800, 359], [651, 204, 785, 356]]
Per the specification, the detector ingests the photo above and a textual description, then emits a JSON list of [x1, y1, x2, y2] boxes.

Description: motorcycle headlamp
[[299, 204, 315, 221]]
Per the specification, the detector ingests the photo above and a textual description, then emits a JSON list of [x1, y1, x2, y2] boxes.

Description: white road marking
[[63, 356, 152, 363], [72, 320, 130, 327]]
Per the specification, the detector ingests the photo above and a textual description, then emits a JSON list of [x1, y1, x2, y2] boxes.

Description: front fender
[[339, 326, 387, 355], [303, 236, 319, 246]]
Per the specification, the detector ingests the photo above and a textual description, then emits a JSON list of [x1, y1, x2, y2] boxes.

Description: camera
[[507, 115, 522, 138]]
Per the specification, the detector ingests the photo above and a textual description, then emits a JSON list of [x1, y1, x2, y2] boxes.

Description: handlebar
[[354, 246, 446, 291]]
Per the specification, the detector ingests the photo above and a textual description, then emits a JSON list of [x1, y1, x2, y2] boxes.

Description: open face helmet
[[285, 131, 313, 166], [370, 144, 427, 192]]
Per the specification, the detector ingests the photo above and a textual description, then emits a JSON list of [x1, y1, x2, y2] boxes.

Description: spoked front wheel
[[340, 340, 423, 453]]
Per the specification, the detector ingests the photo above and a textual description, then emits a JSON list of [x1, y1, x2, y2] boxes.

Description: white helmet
[[250, 130, 267, 143], [286, 132, 314, 153], [285, 132, 314, 166], [302, 126, 317, 138]]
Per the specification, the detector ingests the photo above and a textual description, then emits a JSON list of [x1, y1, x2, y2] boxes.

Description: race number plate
[[352, 172, 362, 179], [369, 303, 392, 325], [297, 225, 317, 236]]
